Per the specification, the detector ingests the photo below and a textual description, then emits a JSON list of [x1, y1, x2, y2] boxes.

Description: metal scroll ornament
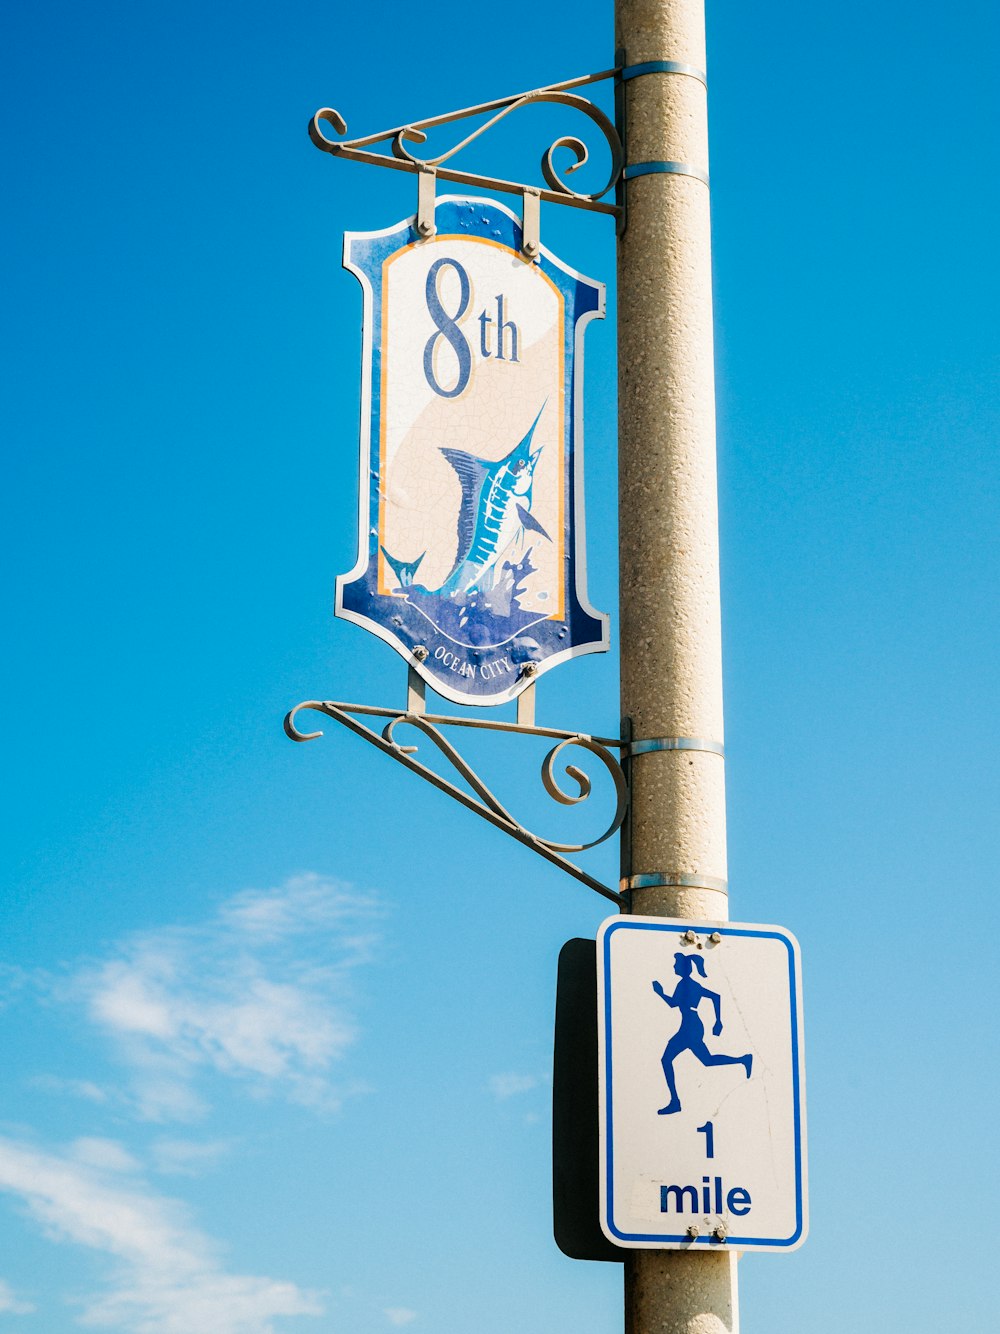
[[285, 700, 628, 905], [309, 68, 623, 217]]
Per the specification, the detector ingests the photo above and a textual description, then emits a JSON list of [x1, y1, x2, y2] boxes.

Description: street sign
[[337, 195, 608, 706], [597, 915, 807, 1252]]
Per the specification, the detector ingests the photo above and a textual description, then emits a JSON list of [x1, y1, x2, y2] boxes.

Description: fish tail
[[380, 546, 424, 589]]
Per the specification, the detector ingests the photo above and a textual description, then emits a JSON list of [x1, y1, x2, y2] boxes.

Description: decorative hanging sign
[[336, 195, 608, 707]]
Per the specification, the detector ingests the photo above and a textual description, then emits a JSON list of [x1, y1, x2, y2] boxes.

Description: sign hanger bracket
[[285, 697, 629, 906], [308, 67, 625, 225], [416, 167, 436, 239]]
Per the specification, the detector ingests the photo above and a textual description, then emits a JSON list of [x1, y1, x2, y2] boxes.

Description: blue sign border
[[336, 196, 609, 707], [600, 918, 807, 1250]]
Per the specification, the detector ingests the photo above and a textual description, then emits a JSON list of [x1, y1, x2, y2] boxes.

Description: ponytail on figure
[[673, 951, 708, 978]]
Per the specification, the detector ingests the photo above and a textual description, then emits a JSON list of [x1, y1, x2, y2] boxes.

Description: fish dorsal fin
[[516, 503, 551, 542], [440, 447, 492, 565]]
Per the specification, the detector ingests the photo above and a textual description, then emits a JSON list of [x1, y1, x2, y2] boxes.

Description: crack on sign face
[[711, 952, 783, 1193]]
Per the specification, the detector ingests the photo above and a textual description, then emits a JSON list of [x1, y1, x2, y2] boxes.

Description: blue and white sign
[[337, 196, 608, 706], [597, 915, 807, 1252]]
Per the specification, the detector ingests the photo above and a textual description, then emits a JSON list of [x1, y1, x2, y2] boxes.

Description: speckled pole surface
[[616, 1, 738, 1329]]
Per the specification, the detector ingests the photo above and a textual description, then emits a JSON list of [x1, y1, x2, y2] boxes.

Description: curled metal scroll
[[309, 67, 623, 219], [284, 699, 628, 905]]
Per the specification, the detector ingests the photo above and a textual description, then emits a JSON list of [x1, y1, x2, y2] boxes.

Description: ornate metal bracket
[[309, 67, 623, 223], [285, 700, 628, 906]]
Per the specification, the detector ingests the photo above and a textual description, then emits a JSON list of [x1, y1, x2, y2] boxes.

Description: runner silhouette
[[652, 952, 752, 1115]]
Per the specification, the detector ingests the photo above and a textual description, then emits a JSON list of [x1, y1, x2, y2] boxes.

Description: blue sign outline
[[600, 918, 807, 1250], [337, 196, 609, 707]]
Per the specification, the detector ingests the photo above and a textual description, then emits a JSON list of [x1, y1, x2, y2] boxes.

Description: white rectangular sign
[[597, 915, 807, 1252]]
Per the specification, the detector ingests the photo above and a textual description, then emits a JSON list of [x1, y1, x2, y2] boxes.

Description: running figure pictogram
[[652, 953, 753, 1115]]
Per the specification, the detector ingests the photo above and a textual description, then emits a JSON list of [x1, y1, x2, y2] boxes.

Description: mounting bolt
[[412, 644, 429, 662], [416, 218, 434, 238], [521, 661, 538, 678], [681, 929, 697, 944], [686, 1225, 700, 1240], [712, 1225, 728, 1242], [709, 931, 722, 944]]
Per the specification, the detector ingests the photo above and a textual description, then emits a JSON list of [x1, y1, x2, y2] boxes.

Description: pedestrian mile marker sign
[[597, 915, 807, 1252], [336, 196, 608, 707]]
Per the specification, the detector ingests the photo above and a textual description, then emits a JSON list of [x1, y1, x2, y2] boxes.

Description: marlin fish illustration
[[382, 405, 551, 600]]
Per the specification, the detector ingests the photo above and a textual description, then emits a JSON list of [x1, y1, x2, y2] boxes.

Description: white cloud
[[0, 874, 386, 1329], [0, 1278, 35, 1315], [70, 1139, 141, 1174], [72, 874, 379, 1120], [488, 1073, 539, 1100], [384, 1309, 417, 1327], [0, 965, 33, 1011], [150, 1139, 230, 1178], [218, 876, 378, 951], [30, 1075, 110, 1104], [0, 1136, 322, 1333]]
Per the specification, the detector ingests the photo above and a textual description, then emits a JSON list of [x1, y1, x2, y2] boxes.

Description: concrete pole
[[615, 0, 737, 1330]]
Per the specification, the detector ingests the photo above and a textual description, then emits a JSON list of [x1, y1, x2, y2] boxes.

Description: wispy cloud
[[69, 1138, 141, 1175], [0, 1136, 323, 1333], [218, 877, 377, 949], [4, 874, 380, 1327], [0, 964, 41, 1014], [0, 1278, 35, 1315], [150, 1138, 231, 1178], [384, 1309, 417, 1327], [488, 1073, 540, 1100], [70, 874, 379, 1120], [29, 1074, 110, 1105]]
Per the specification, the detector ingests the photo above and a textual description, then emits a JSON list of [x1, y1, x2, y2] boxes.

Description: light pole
[[616, 0, 736, 1329]]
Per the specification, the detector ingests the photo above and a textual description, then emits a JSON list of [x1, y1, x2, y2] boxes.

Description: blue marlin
[[382, 405, 550, 599]]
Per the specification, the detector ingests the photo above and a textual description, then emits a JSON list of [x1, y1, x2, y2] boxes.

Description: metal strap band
[[621, 60, 707, 87], [623, 873, 729, 894], [630, 737, 724, 758], [624, 160, 710, 188]]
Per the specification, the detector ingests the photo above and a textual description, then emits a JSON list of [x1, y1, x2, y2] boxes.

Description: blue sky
[[2, 1, 998, 1330]]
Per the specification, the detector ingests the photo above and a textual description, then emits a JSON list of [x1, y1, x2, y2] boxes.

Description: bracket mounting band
[[630, 737, 725, 758], [620, 60, 707, 87], [624, 160, 710, 188], [622, 873, 729, 894]]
